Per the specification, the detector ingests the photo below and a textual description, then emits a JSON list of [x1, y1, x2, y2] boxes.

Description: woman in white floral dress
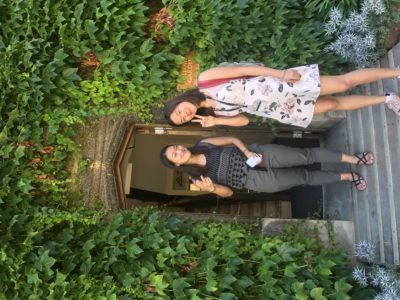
[[164, 64, 400, 127]]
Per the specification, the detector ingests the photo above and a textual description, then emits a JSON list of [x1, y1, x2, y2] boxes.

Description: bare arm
[[193, 176, 233, 198], [192, 114, 249, 127], [200, 136, 247, 150], [198, 65, 300, 83], [200, 136, 263, 161]]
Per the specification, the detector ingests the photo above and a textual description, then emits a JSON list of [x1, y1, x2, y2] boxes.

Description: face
[[170, 101, 197, 125], [165, 145, 191, 166]]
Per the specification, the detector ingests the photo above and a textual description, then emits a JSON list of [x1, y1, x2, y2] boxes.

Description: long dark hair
[[163, 89, 215, 126], [159, 144, 211, 179]]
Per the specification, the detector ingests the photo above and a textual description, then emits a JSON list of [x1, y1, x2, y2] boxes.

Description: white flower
[[355, 241, 375, 262], [323, 0, 384, 67], [352, 266, 368, 287], [362, 0, 386, 15]]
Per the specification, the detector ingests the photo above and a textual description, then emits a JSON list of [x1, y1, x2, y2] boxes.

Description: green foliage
[[162, 0, 345, 73], [304, 0, 359, 15], [0, 208, 364, 299], [370, 0, 400, 53]]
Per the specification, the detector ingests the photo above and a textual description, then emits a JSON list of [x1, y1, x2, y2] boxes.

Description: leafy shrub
[[324, 0, 400, 67], [0, 208, 367, 299], [162, 0, 345, 73], [305, 0, 359, 15], [352, 241, 399, 300]]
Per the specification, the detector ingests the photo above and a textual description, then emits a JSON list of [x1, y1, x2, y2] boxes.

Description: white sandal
[[385, 93, 400, 116]]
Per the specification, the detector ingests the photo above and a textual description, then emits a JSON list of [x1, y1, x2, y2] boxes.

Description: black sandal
[[351, 172, 367, 191], [354, 152, 374, 165]]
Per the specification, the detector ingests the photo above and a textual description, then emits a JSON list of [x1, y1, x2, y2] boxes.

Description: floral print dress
[[200, 64, 320, 128]]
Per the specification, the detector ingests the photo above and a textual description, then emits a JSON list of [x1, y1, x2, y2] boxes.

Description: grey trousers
[[244, 144, 342, 193]]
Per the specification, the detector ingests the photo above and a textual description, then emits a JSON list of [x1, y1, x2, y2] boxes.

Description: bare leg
[[320, 68, 400, 95], [314, 95, 386, 114]]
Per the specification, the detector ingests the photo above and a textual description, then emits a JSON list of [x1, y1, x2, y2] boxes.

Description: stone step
[[322, 43, 400, 265]]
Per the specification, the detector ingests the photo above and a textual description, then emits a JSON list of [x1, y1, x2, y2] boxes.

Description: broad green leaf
[[80, 259, 95, 274], [84, 19, 98, 39], [83, 239, 95, 252], [334, 280, 352, 293], [17, 178, 33, 193], [14, 146, 25, 160], [126, 242, 143, 256], [62, 68, 81, 81], [221, 293, 236, 300], [121, 273, 134, 287], [237, 276, 254, 289], [139, 39, 154, 57], [0, 126, 9, 144], [172, 278, 190, 299], [40, 250, 56, 276], [54, 48, 68, 62], [149, 274, 168, 296], [310, 288, 327, 300], [206, 273, 218, 292], [27, 270, 40, 284], [284, 262, 298, 278]]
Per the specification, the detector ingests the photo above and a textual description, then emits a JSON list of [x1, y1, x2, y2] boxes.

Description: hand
[[192, 115, 217, 127], [193, 176, 215, 192], [244, 150, 263, 166], [282, 69, 301, 83]]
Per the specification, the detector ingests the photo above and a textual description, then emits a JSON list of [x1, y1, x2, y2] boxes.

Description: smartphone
[[246, 155, 261, 167]]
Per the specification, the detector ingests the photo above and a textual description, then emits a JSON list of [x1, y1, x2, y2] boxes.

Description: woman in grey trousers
[[160, 136, 373, 197]]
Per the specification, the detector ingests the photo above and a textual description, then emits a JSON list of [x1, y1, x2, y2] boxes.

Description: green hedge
[[163, 0, 344, 71], [1, 208, 375, 299]]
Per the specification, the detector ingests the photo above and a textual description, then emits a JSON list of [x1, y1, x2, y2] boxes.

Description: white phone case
[[246, 155, 261, 167]]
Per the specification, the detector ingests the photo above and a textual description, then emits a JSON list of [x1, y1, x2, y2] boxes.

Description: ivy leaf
[[229, 230, 244, 239], [172, 278, 190, 299], [84, 19, 98, 40], [17, 178, 33, 193], [174, 55, 185, 65], [149, 274, 168, 296], [62, 68, 81, 81], [23, 52, 32, 68], [0, 126, 9, 144], [83, 239, 95, 253], [334, 280, 352, 294], [220, 293, 235, 300], [54, 48, 68, 62], [310, 288, 327, 300], [40, 250, 56, 276], [237, 276, 254, 288], [126, 241, 143, 256], [80, 259, 95, 274], [121, 273, 134, 287], [318, 259, 335, 276], [206, 273, 218, 292], [140, 39, 154, 58], [156, 253, 167, 267], [14, 146, 25, 160], [284, 262, 298, 278], [187, 289, 201, 300], [27, 270, 41, 285], [223, 273, 237, 286]]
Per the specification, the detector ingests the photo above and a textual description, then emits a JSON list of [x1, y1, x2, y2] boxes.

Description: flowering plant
[[324, 0, 386, 67], [352, 241, 400, 300]]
